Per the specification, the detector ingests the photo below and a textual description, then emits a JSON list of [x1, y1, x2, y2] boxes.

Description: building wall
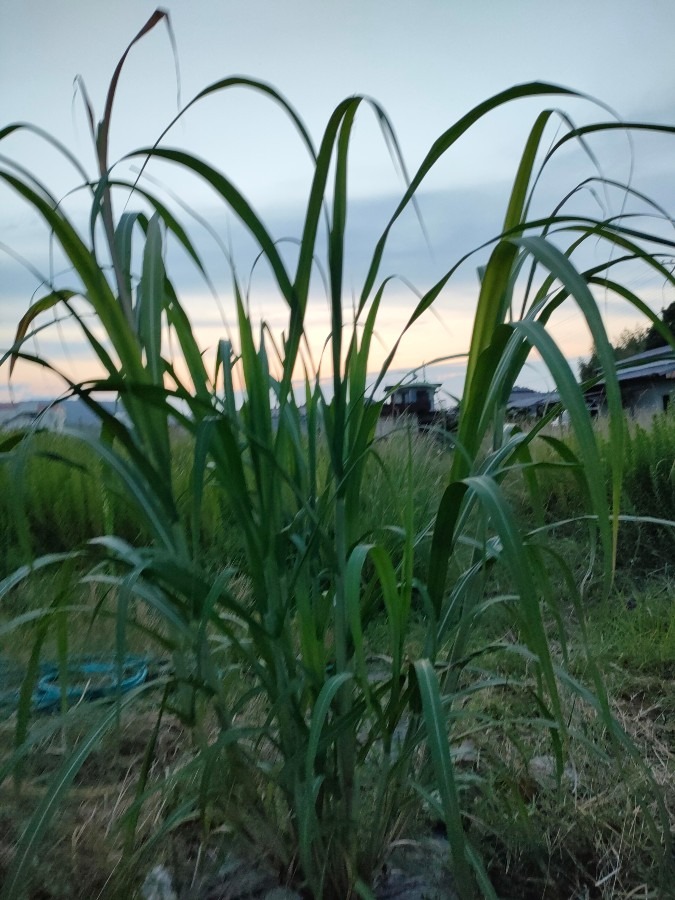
[[622, 380, 673, 416]]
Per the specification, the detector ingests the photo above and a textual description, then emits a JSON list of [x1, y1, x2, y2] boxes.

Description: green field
[[1, 420, 674, 898]]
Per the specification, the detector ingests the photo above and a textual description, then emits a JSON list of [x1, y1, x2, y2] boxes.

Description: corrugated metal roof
[[506, 390, 560, 411], [586, 346, 675, 386], [384, 382, 442, 392], [614, 347, 675, 382]]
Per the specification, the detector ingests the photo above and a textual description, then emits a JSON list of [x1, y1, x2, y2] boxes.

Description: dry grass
[[0, 709, 191, 899], [463, 605, 675, 900], [1, 635, 673, 900]]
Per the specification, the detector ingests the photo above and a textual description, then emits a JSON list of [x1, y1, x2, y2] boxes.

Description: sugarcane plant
[[2, 10, 675, 899]]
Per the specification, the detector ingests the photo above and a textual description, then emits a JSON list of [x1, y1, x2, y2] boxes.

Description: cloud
[[3, 127, 675, 402]]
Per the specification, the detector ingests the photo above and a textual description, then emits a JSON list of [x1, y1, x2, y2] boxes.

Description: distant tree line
[[578, 301, 675, 382]]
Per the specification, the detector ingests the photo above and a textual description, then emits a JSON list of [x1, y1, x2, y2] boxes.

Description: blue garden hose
[[0, 655, 149, 717], [36, 656, 149, 710]]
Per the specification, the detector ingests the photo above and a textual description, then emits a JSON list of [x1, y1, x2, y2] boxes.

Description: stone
[[142, 865, 177, 900]]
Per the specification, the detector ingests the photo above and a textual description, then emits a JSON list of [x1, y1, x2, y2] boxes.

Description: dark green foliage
[[645, 299, 675, 350], [0, 434, 134, 574], [0, 433, 243, 578], [579, 302, 675, 382], [578, 325, 650, 382]]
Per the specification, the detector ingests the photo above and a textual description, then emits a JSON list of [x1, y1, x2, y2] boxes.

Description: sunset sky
[[2, 0, 675, 402]]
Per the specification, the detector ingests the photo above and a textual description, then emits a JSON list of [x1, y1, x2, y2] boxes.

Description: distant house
[[584, 346, 675, 416], [377, 381, 458, 436], [378, 381, 564, 436], [382, 381, 441, 417], [0, 401, 66, 432], [506, 387, 561, 420], [0, 397, 133, 433], [57, 397, 131, 429]]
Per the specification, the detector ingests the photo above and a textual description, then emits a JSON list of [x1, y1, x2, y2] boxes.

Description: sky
[[2, 0, 675, 403]]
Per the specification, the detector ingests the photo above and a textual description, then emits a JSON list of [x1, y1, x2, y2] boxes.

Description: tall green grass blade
[[428, 484, 469, 616], [413, 659, 476, 899], [137, 213, 165, 385], [9, 292, 76, 376], [128, 147, 295, 303], [464, 474, 561, 720], [0, 172, 143, 378]]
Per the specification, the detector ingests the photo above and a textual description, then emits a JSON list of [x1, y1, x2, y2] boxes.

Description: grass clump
[[618, 411, 675, 571], [2, 9, 675, 898], [0, 432, 144, 575]]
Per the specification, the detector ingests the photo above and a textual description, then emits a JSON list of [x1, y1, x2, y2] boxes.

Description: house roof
[[613, 345, 675, 382], [384, 381, 442, 393], [506, 389, 560, 411]]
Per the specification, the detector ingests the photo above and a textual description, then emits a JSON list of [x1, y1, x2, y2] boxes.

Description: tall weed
[[615, 410, 675, 570], [1, 10, 675, 898]]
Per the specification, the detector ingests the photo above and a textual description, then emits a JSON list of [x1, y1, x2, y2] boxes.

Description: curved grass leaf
[[413, 659, 479, 900]]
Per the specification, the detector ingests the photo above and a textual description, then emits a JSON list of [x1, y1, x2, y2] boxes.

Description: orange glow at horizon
[[2, 283, 671, 402]]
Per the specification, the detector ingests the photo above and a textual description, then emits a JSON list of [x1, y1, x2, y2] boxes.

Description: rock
[[142, 865, 177, 900], [185, 853, 281, 899], [528, 754, 578, 791], [374, 838, 459, 899]]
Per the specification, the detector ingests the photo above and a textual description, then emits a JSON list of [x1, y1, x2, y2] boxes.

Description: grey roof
[[613, 346, 675, 382], [506, 390, 560, 411], [384, 381, 442, 392]]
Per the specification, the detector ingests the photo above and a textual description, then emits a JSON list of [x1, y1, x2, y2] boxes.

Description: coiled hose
[[0, 654, 150, 718]]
